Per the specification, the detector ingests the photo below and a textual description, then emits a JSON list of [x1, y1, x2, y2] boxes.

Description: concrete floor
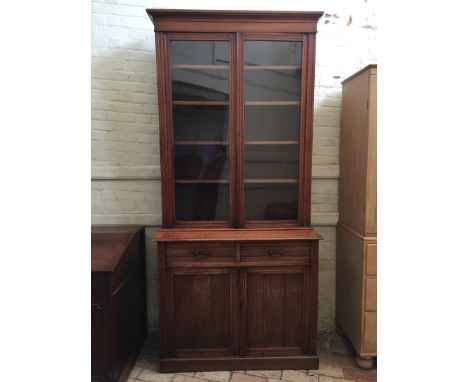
[[127, 332, 376, 382]]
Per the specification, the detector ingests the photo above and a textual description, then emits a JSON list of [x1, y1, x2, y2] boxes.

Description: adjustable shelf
[[172, 64, 229, 69], [175, 179, 229, 184], [244, 178, 298, 184], [174, 141, 228, 145], [244, 140, 299, 145], [173, 100, 229, 105], [244, 65, 301, 70], [245, 101, 300, 105]]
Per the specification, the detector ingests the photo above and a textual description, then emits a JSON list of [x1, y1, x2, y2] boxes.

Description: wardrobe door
[[166, 267, 238, 357], [241, 38, 305, 225], [241, 267, 309, 356], [168, 36, 236, 226]]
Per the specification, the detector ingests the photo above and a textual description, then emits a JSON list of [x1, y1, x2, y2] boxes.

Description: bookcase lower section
[[159, 355, 319, 373], [155, 228, 321, 373]]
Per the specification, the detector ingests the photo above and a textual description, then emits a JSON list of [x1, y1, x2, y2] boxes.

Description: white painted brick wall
[[91, 0, 377, 333]]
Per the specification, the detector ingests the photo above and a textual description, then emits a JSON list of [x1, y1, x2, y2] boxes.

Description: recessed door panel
[[168, 268, 237, 357], [242, 267, 308, 356]]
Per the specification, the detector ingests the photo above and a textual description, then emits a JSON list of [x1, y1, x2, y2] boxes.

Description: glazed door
[[166, 267, 238, 357], [240, 36, 306, 226], [240, 267, 310, 356], [167, 35, 236, 227], [161, 33, 313, 228]]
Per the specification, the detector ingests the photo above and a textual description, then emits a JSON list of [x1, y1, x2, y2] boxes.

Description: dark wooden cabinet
[[146, 9, 323, 372], [91, 226, 147, 382]]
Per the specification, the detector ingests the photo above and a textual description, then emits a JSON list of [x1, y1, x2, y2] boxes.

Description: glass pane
[[245, 105, 300, 141], [245, 184, 298, 220], [244, 69, 301, 101], [174, 145, 229, 180], [244, 144, 298, 180], [172, 69, 229, 101], [170, 40, 231, 222], [245, 41, 302, 66], [171, 41, 229, 66], [244, 40, 302, 222], [175, 184, 229, 221], [173, 105, 229, 142]]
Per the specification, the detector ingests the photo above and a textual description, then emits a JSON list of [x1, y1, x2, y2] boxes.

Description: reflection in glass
[[170, 40, 231, 222], [243, 40, 302, 221], [171, 41, 229, 66], [175, 184, 229, 221], [173, 105, 229, 142], [172, 69, 229, 101], [244, 41, 301, 66], [174, 145, 229, 180], [244, 69, 301, 101], [244, 144, 298, 180], [245, 105, 300, 141], [245, 184, 298, 220]]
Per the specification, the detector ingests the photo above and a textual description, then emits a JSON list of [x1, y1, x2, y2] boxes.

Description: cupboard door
[[167, 267, 238, 357], [241, 267, 309, 356], [242, 39, 304, 223], [169, 37, 233, 224]]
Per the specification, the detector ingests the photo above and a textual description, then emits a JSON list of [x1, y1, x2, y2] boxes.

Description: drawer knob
[[192, 249, 209, 258], [268, 249, 283, 257]]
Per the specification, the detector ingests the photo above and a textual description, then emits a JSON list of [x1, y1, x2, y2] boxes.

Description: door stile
[[301, 33, 317, 227], [156, 33, 176, 227], [236, 32, 245, 227], [229, 33, 238, 228], [298, 34, 308, 226]]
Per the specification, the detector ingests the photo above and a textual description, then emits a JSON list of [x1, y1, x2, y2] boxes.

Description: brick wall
[[91, 1, 377, 332]]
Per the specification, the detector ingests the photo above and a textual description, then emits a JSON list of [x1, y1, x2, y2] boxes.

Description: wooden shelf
[[175, 179, 229, 184], [173, 100, 229, 106], [244, 140, 298, 145], [245, 101, 299, 106], [244, 65, 301, 70], [174, 141, 228, 145], [244, 179, 298, 184], [172, 64, 229, 69]]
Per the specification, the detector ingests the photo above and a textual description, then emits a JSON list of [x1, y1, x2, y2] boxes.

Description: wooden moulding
[[159, 355, 319, 373], [154, 228, 323, 242], [146, 9, 324, 33]]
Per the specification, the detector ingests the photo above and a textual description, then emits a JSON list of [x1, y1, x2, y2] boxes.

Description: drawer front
[[240, 241, 310, 264], [362, 313, 377, 353], [166, 242, 236, 265], [364, 278, 377, 312], [366, 243, 377, 276]]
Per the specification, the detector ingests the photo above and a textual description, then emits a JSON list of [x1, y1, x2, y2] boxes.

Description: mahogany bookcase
[[146, 9, 323, 372]]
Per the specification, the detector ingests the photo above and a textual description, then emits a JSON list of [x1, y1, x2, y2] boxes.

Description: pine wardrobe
[[146, 9, 323, 372], [336, 65, 377, 369]]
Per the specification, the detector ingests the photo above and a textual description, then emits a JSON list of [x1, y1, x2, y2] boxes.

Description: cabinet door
[[242, 38, 305, 224], [166, 267, 238, 357], [241, 267, 309, 356], [168, 35, 235, 226]]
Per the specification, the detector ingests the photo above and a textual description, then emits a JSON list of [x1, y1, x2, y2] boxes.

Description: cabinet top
[[91, 225, 144, 272], [341, 64, 377, 85], [146, 9, 323, 33], [155, 228, 322, 242]]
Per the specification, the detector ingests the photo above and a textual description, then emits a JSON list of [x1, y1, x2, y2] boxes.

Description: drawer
[[240, 241, 310, 264], [364, 278, 377, 311], [366, 243, 377, 276], [362, 313, 377, 353], [165, 242, 236, 265]]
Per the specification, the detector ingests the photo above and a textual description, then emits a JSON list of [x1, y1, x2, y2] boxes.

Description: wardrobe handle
[[268, 249, 283, 257], [192, 249, 209, 258]]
